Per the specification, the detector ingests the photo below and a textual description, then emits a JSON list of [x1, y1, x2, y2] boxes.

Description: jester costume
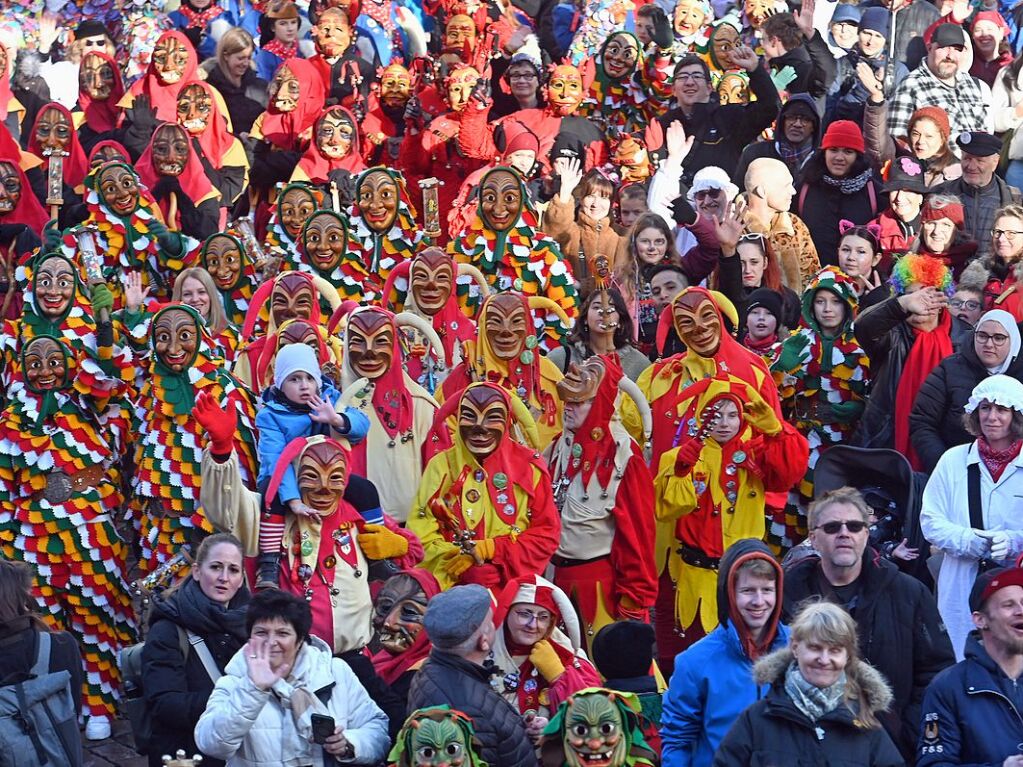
[[131, 304, 258, 571], [540, 688, 659, 767], [199, 231, 259, 328], [449, 167, 578, 352], [0, 336, 136, 719], [770, 267, 869, 550], [264, 182, 325, 274]]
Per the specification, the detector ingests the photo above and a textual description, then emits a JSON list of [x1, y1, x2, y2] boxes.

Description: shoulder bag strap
[[186, 630, 223, 683], [968, 461, 983, 530], [30, 631, 51, 677]]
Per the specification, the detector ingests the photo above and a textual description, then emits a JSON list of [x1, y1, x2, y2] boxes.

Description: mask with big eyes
[[357, 170, 399, 233], [446, 66, 480, 113], [177, 83, 212, 135], [269, 65, 302, 113], [302, 211, 348, 273], [672, 294, 722, 356], [718, 73, 749, 105], [563, 693, 628, 767], [202, 234, 244, 291], [279, 319, 322, 355], [151, 124, 190, 177], [33, 255, 77, 320], [479, 169, 523, 232], [674, 0, 708, 37], [0, 161, 21, 215], [444, 14, 477, 51], [484, 294, 528, 361], [409, 718, 472, 767], [372, 573, 429, 654], [378, 63, 412, 109], [711, 24, 739, 69], [602, 33, 639, 80], [79, 53, 116, 100], [279, 186, 318, 239], [90, 145, 128, 170], [316, 109, 356, 159], [297, 441, 349, 515], [458, 385, 508, 461], [312, 8, 352, 59], [153, 307, 200, 372], [556, 358, 605, 403], [98, 164, 141, 216], [410, 248, 454, 316], [347, 310, 394, 380], [23, 336, 69, 391], [546, 65, 584, 116], [270, 273, 316, 326], [35, 106, 72, 153], [152, 36, 191, 84]]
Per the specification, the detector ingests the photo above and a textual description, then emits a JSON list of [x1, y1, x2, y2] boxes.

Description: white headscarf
[[965, 374, 1023, 415], [974, 309, 1021, 376]]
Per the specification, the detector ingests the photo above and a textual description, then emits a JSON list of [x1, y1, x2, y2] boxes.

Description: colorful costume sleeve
[[638, 47, 674, 116], [654, 448, 701, 522], [609, 447, 658, 609], [199, 450, 262, 556]]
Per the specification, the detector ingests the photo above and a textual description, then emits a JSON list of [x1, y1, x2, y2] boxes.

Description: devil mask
[[484, 293, 528, 360], [97, 163, 141, 217], [152, 35, 192, 84], [153, 307, 200, 372], [673, 292, 722, 356], [271, 273, 317, 326], [23, 336, 69, 391], [302, 210, 348, 273], [373, 573, 429, 654], [0, 161, 21, 216], [33, 255, 77, 320], [378, 63, 412, 109], [35, 106, 72, 154], [202, 234, 245, 291], [297, 440, 349, 515], [546, 65, 585, 116], [177, 82, 213, 136], [347, 310, 394, 380], [407, 716, 473, 767], [79, 53, 116, 100], [357, 169, 399, 233], [410, 248, 454, 316], [479, 169, 523, 232], [459, 385, 508, 462]]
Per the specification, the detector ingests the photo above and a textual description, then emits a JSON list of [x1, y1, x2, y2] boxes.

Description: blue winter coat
[[661, 620, 790, 767], [255, 380, 369, 502]]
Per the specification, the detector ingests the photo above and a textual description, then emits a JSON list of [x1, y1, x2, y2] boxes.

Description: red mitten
[[674, 438, 703, 475], [194, 391, 237, 455]]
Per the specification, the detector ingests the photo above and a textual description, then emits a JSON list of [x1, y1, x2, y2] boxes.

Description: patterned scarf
[[177, 2, 224, 27], [262, 38, 299, 60], [822, 168, 873, 195], [784, 662, 847, 723], [979, 438, 1023, 482], [776, 139, 813, 170]]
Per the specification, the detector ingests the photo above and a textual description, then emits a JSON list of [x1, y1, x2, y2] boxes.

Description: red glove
[[674, 438, 703, 475], [194, 391, 237, 455]]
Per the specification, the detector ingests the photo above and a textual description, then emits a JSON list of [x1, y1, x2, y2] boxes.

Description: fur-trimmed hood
[[753, 647, 894, 716]]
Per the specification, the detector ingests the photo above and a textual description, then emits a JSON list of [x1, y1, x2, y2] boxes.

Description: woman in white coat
[[194, 590, 390, 766], [920, 374, 1023, 660]]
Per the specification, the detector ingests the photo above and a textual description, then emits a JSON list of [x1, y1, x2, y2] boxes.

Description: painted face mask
[[313, 8, 352, 59], [33, 255, 77, 319], [673, 293, 722, 356], [269, 65, 302, 113], [674, 0, 708, 37], [446, 66, 480, 113], [151, 124, 190, 177], [484, 293, 528, 360], [373, 573, 429, 654], [546, 65, 585, 116], [410, 249, 454, 315], [297, 440, 349, 515], [612, 136, 651, 184], [279, 186, 319, 239], [563, 693, 629, 767], [357, 170, 399, 233], [152, 36, 191, 84], [378, 63, 412, 109], [176, 83, 212, 135], [153, 307, 200, 372], [0, 161, 21, 215], [409, 717, 473, 767], [479, 169, 523, 232], [745, 0, 777, 28], [90, 144, 128, 170], [279, 319, 322, 353], [444, 14, 477, 51], [459, 385, 508, 461], [347, 310, 394, 380], [718, 72, 749, 104], [302, 211, 348, 273], [23, 336, 69, 391], [556, 358, 606, 403], [602, 33, 639, 80], [79, 53, 116, 100], [270, 273, 316, 326], [711, 24, 740, 69], [35, 106, 72, 153], [202, 234, 244, 291], [316, 109, 356, 159], [98, 164, 141, 216]]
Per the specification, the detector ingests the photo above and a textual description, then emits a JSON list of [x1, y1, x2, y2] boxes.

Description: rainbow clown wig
[[889, 254, 954, 297]]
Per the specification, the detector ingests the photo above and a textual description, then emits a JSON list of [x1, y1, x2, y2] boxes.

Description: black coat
[[910, 339, 1023, 473], [141, 578, 250, 767], [732, 93, 821, 189], [205, 65, 267, 137], [782, 550, 955, 759], [407, 650, 538, 767], [0, 617, 83, 717]]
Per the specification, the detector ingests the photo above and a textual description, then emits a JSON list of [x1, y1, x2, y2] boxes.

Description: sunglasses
[[815, 520, 868, 535]]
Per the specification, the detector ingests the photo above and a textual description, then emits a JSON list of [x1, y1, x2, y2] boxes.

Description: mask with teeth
[[269, 65, 302, 113], [479, 168, 523, 232], [391, 709, 485, 767], [278, 185, 319, 239], [152, 35, 191, 84], [562, 693, 629, 767], [97, 163, 142, 217], [301, 210, 349, 274], [201, 233, 245, 291], [79, 53, 116, 100], [176, 83, 212, 136], [357, 169, 399, 233], [0, 161, 21, 216], [32, 254, 78, 320], [372, 573, 429, 654], [153, 306, 200, 372], [35, 106, 72, 154], [152, 123, 190, 177], [23, 335, 70, 392]]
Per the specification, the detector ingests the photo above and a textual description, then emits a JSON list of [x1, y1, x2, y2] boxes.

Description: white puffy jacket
[[194, 636, 390, 766]]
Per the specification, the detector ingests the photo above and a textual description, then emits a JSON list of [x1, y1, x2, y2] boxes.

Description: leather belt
[[30, 465, 106, 504], [551, 554, 610, 568], [677, 544, 720, 571]]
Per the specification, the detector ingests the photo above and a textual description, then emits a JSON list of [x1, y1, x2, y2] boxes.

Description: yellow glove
[[357, 523, 409, 560], [743, 386, 782, 436], [529, 639, 565, 682], [474, 538, 496, 561], [441, 550, 475, 579]]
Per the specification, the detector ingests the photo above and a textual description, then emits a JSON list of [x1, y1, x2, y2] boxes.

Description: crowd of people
[[2, 0, 1023, 765]]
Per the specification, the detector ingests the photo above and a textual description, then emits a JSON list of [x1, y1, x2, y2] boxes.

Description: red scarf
[[76, 52, 125, 134], [0, 154, 48, 232], [369, 568, 441, 684], [180, 80, 235, 165], [894, 310, 952, 469], [177, 2, 225, 27], [563, 353, 626, 488], [128, 31, 199, 123], [979, 438, 1022, 482], [744, 333, 778, 354], [262, 39, 298, 60], [27, 103, 88, 190]]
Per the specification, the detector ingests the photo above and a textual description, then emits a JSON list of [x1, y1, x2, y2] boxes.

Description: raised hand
[[856, 61, 885, 103], [743, 387, 782, 435], [730, 45, 760, 73], [307, 393, 340, 428], [124, 271, 151, 313], [899, 286, 948, 317], [649, 5, 674, 49], [193, 390, 237, 454], [557, 157, 583, 202], [665, 120, 694, 163], [793, 0, 815, 39], [713, 199, 746, 255], [244, 638, 289, 691]]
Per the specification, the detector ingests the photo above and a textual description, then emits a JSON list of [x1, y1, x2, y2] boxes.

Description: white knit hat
[[686, 166, 739, 206], [965, 374, 1023, 415], [274, 344, 322, 391]]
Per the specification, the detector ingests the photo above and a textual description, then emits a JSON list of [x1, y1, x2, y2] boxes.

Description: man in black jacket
[[407, 585, 538, 767], [783, 488, 956, 761]]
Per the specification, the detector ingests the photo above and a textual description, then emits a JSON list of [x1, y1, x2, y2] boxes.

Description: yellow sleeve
[[406, 455, 462, 589], [654, 448, 699, 522], [200, 450, 263, 555]]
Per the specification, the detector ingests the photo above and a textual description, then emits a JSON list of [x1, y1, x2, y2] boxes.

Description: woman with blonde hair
[[172, 266, 243, 365], [204, 27, 267, 135], [714, 601, 903, 766]]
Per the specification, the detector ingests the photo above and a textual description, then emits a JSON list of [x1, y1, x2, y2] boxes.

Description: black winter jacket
[[407, 650, 538, 767], [141, 578, 250, 766], [732, 94, 821, 189], [782, 550, 955, 759], [713, 646, 904, 767]]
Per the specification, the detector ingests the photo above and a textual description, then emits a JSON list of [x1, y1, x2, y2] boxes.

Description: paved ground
[[83, 717, 148, 767]]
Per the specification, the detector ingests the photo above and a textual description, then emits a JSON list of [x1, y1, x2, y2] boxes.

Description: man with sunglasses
[[783, 487, 955, 761]]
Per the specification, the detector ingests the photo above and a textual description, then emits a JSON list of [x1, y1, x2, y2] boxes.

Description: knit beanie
[[591, 620, 655, 679], [909, 106, 951, 143], [504, 126, 540, 157], [746, 287, 784, 327], [921, 198, 965, 229], [274, 343, 322, 391], [821, 120, 865, 153], [858, 7, 890, 37]]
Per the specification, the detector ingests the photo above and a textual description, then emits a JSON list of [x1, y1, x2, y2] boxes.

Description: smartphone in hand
[[311, 713, 336, 745]]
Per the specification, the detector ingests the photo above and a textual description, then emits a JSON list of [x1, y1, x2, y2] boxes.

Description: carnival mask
[[410, 248, 454, 315], [202, 234, 244, 290], [479, 169, 522, 232], [602, 34, 639, 80], [446, 66, 480, 113], [673, 294, 722, 356], [177, 83, 212, 136], [270, 273, 316, 326], [744, 0, 777, 28], [279, 186, 318, 239], [379, 63, 412, 109], [357, 170, 399, 233], [556, 358, 605, 403], [711, 24, 740, 69], [23, 336, 68, 391], [34, 256, 76, 319], [612, 136, 650, 184], [297, 441, 349, 515], [546, 65, 585, 116], [718, 72, 749, 105], [302, 211, 348, 273], [90, 144, 128, 170], [347, 310, 394, 380], [0, 46, 7, 80], [312, 7, 352, 59], [484, 294, 528, 361], [373, 574, 429, 654], [408, 717, 472, 767], [563, 693, 628, 767], [459, 385, 507, 461], [97, 164, 141, 216], [316, 109, 355, 159], [279, 319, 321, 353], [444, 14, 477, 52], [35, 106, 71, 154], [269, 65, 302, 113], [152, 36, 191, 84], [153, 307, 199, 372], [151, 124, 190, 177], [674, 0, 708, 37], [0, 161, 20, 215], [79, 53, 115, 100]]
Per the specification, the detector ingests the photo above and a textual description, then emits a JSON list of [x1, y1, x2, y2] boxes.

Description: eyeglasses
[[695, 189, 723, 200], [949, 299, 982, 311], [976, 331, 1010, 345], [512, 608, 552, 624], [675, 73, 707, 83], [814, 520, 868, 535], [992, 229, 1023, 241], [508, 72, 537, 81], [785, 114, 814, 125]]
